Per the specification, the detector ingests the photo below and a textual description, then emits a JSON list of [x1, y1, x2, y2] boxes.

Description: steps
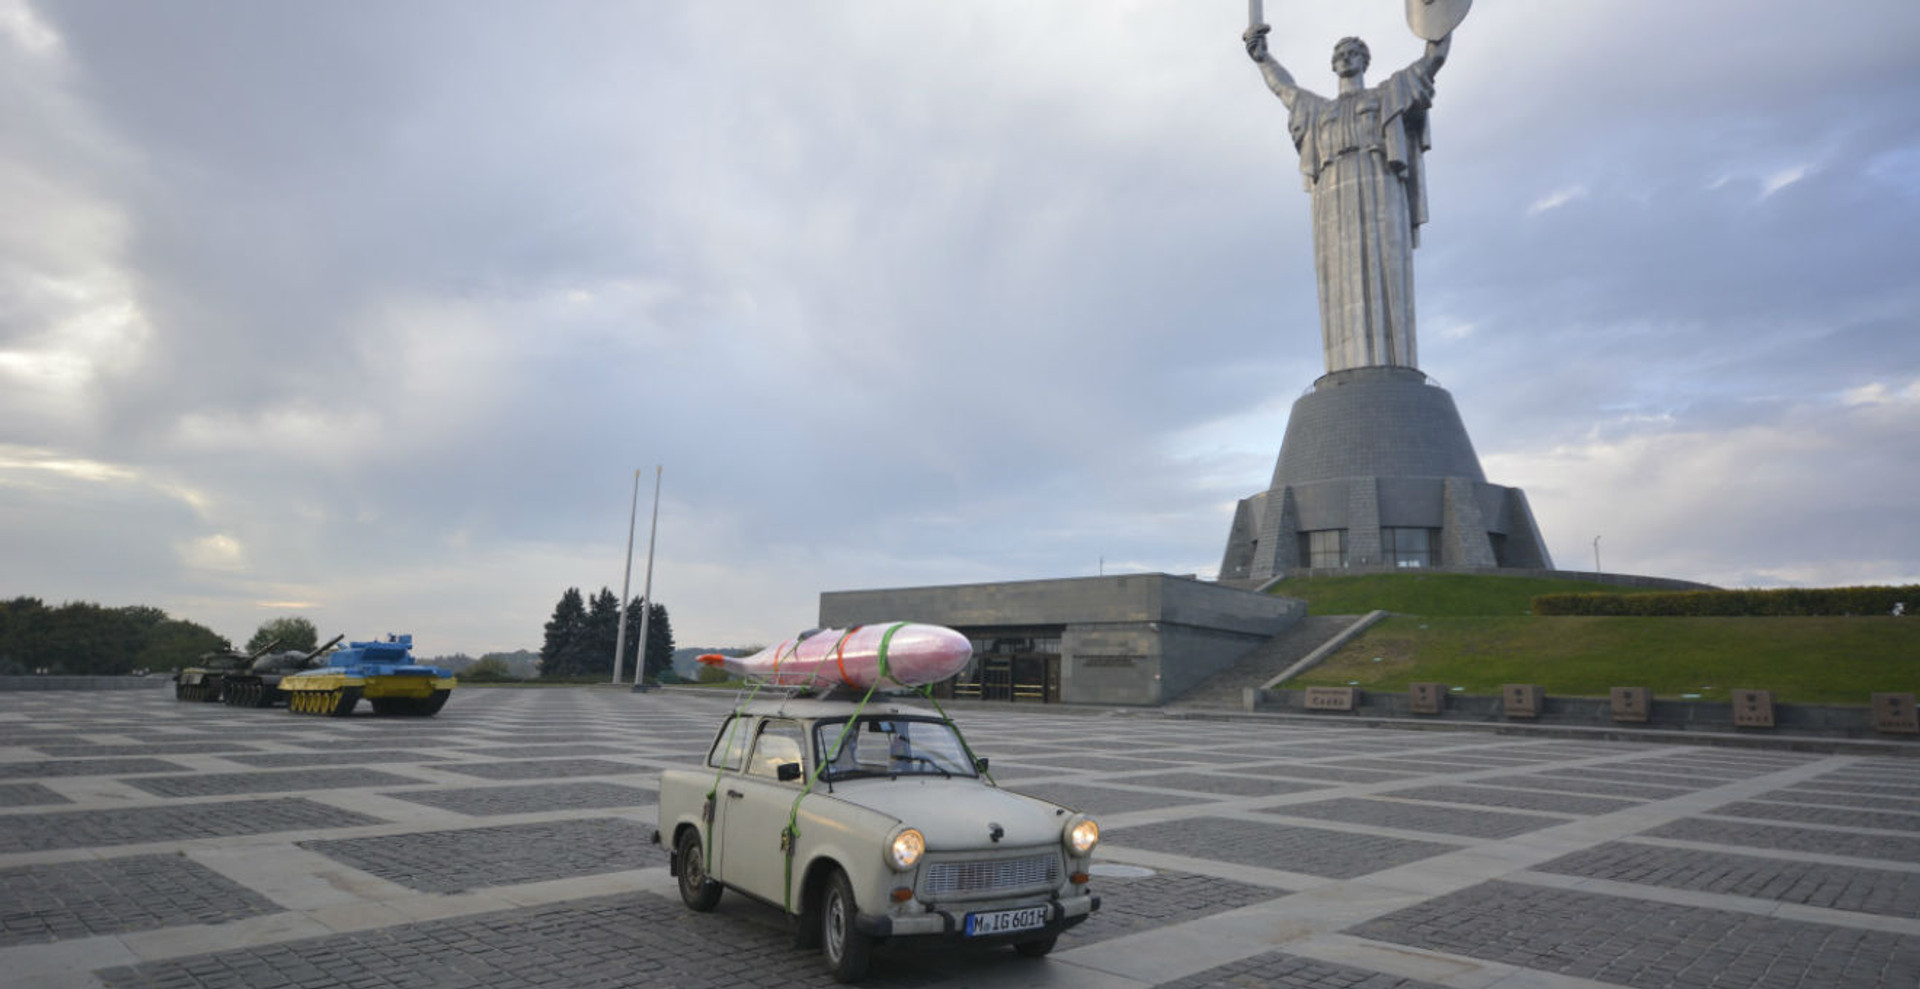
[[1167, 615, 1365, 709]]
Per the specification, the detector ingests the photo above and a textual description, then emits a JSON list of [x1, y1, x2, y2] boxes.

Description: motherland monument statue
[[1218, 0, 1559, 582], [1242, 0, 1466, 373]]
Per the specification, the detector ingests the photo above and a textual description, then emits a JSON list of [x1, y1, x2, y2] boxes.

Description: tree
[[641, 601, 675, 683], [579, 588, 621, 679], [135, 619, 230, 672], [248, 616, 318, 654], [463, 656, 518, 682], [538, 587, 588, 678]]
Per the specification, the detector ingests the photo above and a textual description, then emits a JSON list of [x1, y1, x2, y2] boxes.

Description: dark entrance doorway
[[945, 631, 1061, 703]]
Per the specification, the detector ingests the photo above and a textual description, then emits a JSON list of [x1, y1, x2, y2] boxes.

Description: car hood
[[826, 778, 1071, 849]]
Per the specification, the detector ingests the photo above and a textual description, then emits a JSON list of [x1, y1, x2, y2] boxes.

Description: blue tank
[[282, 634, 458, 717]]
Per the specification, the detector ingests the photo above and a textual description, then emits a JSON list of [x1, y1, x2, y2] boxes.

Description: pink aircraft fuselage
[[698, 622, 972, 689]]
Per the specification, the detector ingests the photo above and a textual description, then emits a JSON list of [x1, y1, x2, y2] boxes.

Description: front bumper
[[853, 892, 1099, 941]]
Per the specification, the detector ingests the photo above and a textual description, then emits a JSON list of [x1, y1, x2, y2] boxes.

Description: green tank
[[174, 639, 282, 703], [221, 635, 345, 708]]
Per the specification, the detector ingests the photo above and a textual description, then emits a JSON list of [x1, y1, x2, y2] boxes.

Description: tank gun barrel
[[304, 634, 346, 664], [246, 638, 286, 660]]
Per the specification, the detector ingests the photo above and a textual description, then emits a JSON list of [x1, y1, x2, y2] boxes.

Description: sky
[[3, 0, 1917, 657]]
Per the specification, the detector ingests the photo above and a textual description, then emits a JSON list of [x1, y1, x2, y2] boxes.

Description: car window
[[747, 719, 806, 781], [816, 717, 976, 780], [707, 715, 751, 771]]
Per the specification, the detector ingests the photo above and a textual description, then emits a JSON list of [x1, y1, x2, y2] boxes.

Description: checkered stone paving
[[435, 757, 649, 780], [1065, 867, 1283, 946], [1479, 772, 1692, 800], [0, 781, 70, 807], [1385, 782, 1641, 816], [0, 756, 194, 779], [220, 749, 451, 768], [1113, 771, 1329, 798], [380, 781, 657, 816], [1645, 817, 1920, 862], [1154, 950, 1451, 989], [1262, 796, 1564, 839], [0, 854, 284, 947], [1010, 781, 1216, 815], [1536, 841, 1920, 917], [1107, 816, 1460, 879], [121, 767, 430, 798], [0, 797, 387, 853], [31, 741, 254, 757], [299, 817, 664, 893], [1351, 880, 1920, 989], [1707, 799, 1920, 832]]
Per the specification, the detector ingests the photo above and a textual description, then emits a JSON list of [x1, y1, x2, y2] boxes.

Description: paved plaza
[[3, 688, 1919, 988]]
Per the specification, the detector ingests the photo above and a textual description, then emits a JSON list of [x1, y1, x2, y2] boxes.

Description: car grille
[[921, 853, 1059, 898]]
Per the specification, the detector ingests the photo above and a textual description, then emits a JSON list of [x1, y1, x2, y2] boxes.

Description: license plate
[[964, 906, 1048, 936]]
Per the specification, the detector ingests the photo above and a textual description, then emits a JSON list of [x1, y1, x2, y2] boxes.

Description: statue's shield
[[1406, 0, 1471, 42]]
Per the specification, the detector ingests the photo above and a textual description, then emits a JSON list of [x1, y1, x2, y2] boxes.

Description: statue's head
[[1332, 36, 1371, 78]]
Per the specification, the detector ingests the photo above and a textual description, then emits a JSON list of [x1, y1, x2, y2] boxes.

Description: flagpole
[[612, 469, 640, 684], [634, 465, 663, 688]]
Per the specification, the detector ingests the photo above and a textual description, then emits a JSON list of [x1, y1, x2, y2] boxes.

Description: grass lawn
[[1266, 571, 1653, 616], [1290, 614, 1920, 705]]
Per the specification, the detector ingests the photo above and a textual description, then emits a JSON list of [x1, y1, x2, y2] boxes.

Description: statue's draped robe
[[1288, 61, 1435, 372]]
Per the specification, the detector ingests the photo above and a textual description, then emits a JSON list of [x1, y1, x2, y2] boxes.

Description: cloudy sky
[[3, 0, 1917, 656]]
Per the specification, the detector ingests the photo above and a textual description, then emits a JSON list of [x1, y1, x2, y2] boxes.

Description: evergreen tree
[[538, 587, 588, 678], [579, 587, 621, 679], [641, 601, 675, 682]]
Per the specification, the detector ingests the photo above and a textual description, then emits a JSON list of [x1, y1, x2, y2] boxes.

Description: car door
[[715, 717, 809, 907]]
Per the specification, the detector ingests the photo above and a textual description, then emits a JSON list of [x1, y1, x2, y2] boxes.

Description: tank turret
[[174, 639, 284, 702], [279, 634, 458, 717]]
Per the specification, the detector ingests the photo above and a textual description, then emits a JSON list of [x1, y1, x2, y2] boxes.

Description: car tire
[[1013, 935, 1057, 958], [675, 828, 723, 912], [821, 868, 872, 983]]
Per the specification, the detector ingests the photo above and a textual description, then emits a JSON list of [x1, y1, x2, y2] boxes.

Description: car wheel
[[821, 868, 871, 983], [675, 828, 723, 912], [1013, 935, 1058, 958]]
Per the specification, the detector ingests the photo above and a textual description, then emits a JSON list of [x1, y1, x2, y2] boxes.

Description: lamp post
[[1593, 535, 1602, 575], [634, 466, 662, 690], [611, 469, 640, 685]]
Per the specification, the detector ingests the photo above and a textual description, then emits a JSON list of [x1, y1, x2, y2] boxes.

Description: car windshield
[[813, 716, 977, 780]]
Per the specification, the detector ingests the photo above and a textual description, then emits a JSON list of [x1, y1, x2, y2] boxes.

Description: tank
[[221, 635, 345, 708], [174, 639, 282, 703], [279, 634, 458, 717]]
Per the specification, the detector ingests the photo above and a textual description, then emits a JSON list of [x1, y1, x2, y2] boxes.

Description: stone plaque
[[1503, 684, 1544, 718], [1872, 693, 1919, 734], [1732, 689, 1775, 728], [1610, 687, 1651, 723], [1305, 686, 1359, 711], [1409, 682, 1446, 715]]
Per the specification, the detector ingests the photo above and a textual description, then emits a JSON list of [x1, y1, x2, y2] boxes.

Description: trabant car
[[655, 697, 1101, 982]]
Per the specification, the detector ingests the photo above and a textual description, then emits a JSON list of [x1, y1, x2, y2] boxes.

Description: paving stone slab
[[220, 749, 450, 768], [0, 797, 387, 854], [1067, 867, 1282, 947], [122, 767, 430, 798], [1708, 799, 1920, 833], [1113, 771, 1329, 798], [436, 757, 650, 780], [1263, 797, 1563, 839], [0, 853, 284, 946], [1791, 777, 1920, 799], [1766, 787, 1920, 815], [1353, 879, 1920, 989], [300, 817, 664, 893], [1385, 783, 1638, 816], [1019, 754, 1197, 773], [1154, 949, 1451, 989], [1647, 817, 1920, 863], [1108, 816, 1458, 879], [1537, 841, 1920, 917], [1010, 781, 1212, 815], [380, 781, 657, 816], [1477, 773, 1692, 801], [1239, 763, 1417, 784], [32, 741, 255, 758], [0, 781, 71, 807], [0, 756, 196, 780], [1534, 766, 1721, 789], [464, 743, 639, 758]]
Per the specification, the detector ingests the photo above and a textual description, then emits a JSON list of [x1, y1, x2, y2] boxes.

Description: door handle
[[726, 789, 745, 799]]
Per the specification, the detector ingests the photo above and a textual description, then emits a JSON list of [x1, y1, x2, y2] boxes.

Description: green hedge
[[1532, 585, 1919, 617]]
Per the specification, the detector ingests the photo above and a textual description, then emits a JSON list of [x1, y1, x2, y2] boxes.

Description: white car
[[655, 696, 1102, 982]]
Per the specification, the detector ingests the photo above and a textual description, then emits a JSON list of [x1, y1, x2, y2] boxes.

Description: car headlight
[[1065, 816, 1100, 855], [887, 827, 925, 870]]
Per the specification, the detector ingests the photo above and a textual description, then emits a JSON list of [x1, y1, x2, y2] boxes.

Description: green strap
[[702, 679, 765, 846], [918, 684, 995, 787]]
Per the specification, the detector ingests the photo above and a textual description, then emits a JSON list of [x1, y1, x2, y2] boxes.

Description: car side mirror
[[974, 757, 990, 773], [777, 762, 802, 782]]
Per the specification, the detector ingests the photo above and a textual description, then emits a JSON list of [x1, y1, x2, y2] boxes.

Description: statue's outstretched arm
[[1243, 24, 1302, 110], [1417, 34, 1452, 76]]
